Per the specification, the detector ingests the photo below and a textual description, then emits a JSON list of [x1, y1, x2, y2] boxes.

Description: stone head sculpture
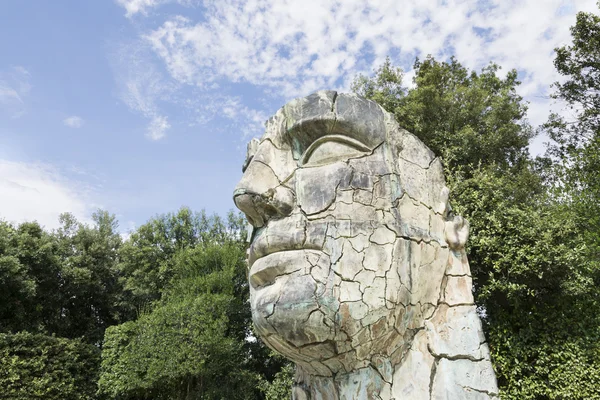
[[234, 91, 499, 399]]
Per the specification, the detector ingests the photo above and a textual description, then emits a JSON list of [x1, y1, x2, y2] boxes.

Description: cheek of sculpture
[[295, 154, 407, 338], [295, 162, 353, 215]]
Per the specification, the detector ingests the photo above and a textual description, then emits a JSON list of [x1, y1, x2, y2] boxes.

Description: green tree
[[548, 2, 600, 145], [0, 213, 125, 399], [117, 208, 236, 313], [450, 168, 600, 399], [54, 211, 124, 344], [257, 355, 294, 400], [0, 208, 274, 400], [99, 242, 262, 400], [544, 1, 600, 273], [0, 220, 61, 334], [99, 209, 285, 399], [0, 212, 125, 343], [352, 57, 406, 112], [353, 56, 533, 176]]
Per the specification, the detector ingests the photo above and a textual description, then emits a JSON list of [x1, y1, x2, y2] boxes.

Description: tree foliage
[[117, 208, 244, 313], [544, 2, 600, 274], [353, 56, 533, 176], [551, 3, 600, 141], [0, 221, 60, 334], [0, 332, 100, 400], [98, 210, 282, 400], [258, 360, 294, 400], [0, 212, 126, 399], [450, 168, 600, 399], [0, 208, 285, 400], [100, 245, 256, 399], [53, 211, 124, 344], [0, 212, 124, 344]]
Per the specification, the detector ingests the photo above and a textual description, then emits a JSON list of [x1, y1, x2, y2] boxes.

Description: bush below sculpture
[[0, 332, 100, 400]]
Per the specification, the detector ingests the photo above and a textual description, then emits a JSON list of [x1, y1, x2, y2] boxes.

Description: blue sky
[[0, 0, 597, 232]]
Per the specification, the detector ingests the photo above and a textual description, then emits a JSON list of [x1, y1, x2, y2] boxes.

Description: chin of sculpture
[[234, 91, 500, 399]]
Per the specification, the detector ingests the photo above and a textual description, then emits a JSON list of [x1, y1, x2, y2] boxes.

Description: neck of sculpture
[[292, 364, 391, 400]]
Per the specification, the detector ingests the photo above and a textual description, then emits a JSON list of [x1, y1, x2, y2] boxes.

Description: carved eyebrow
[[299, 134, 371, 166], [280, 92, 387, 160]]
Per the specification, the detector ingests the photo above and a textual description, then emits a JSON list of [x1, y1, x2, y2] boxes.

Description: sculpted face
[[233, 91, 450, 375], [234, 91, 500, 399]]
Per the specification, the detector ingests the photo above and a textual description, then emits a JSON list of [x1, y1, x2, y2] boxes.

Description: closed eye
[[300, 135, 371, 167]]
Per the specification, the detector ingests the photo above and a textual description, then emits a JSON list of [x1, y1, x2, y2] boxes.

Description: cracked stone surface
[[234, 91, 498, 399]]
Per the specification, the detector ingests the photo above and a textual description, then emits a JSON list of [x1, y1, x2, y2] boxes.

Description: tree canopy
[[353, 56, 533, 176]]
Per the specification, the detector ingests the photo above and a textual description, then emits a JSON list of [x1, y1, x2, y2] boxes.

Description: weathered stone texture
[[234, 91, 498, 399]]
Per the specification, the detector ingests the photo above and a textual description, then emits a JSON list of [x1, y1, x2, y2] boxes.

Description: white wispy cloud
[[110, 38, 270, 139], [63, 115, 85, 128], [147, 115, 170, 140], [151, 2, 593, 115], [0, 159, 94, 230], [116, 0, 598, 152], [116, 0, 159, 17], [0, 66, 31, 118], [116, 0, 200, 17], [111, 42, 176, 140]]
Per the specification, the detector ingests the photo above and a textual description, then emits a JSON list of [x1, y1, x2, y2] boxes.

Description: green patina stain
[[389, 174, 403, 202], [291, 136, 303, 161]]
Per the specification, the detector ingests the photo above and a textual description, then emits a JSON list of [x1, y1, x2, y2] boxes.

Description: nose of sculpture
[[233, 188, 295, 228], [233, 191, 265, 228], [233, 166, 295, 228]]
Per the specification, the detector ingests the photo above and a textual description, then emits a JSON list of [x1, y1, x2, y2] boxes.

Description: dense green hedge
[[0, 332, 100, 400]]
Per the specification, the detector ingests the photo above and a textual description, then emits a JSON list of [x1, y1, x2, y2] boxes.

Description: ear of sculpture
[[439, 187, 470, 251]]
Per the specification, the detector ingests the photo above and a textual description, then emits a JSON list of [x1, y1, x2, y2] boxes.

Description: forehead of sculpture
[[260, 91, 387, 159]]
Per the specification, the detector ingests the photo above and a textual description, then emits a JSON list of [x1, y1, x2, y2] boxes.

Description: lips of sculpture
[[248, 226, 306, 268], [249, 250, 308, 289], [247, 215, 327, 267]]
